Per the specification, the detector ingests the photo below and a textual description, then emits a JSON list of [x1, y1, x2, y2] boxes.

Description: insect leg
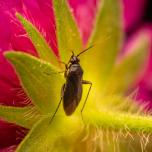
[[81, 80, 92, 119], [49, 84, 65, 124]]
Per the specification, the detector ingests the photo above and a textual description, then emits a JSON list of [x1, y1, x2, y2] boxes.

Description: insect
[[50, 46, 93, 123]]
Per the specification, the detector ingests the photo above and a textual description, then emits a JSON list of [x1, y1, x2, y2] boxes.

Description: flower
[[0, 0, 57, 149], [0, 0, 97, 150], [0, 0, 152, 151]]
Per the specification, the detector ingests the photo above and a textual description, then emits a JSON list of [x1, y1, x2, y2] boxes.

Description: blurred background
[[123, 0, 152, 109], [124, 0, 152, 35]]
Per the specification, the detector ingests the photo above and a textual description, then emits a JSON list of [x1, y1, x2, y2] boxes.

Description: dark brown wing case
[[63, 64, 83, 115]]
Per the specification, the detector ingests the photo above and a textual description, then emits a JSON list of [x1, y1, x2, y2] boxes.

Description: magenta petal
[[0, 120, 27, 149], [0, 52, 29, 106], [130, 25, 152, 109], [0, 0, 58, 54], [0, 12, 11, 51], [0, 145, 17, 152], [123, 0, 147, 31]]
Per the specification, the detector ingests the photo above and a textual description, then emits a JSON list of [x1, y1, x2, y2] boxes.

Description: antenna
[[77, 45, 94, 57]]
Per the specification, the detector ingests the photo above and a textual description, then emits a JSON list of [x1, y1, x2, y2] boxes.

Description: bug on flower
[[50, 46, 93, 123]]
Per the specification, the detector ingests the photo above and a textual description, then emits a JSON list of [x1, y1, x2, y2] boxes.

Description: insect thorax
[[69, 63, 83, 75]]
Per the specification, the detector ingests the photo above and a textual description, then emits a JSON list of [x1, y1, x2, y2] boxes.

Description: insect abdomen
[[63, 64, 83, 115]]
